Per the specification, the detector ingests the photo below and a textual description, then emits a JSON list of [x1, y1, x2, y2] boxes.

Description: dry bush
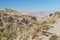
[[40, 20, 48, 25], [49, 34, 58, 40], [54, 12, 60, 18]]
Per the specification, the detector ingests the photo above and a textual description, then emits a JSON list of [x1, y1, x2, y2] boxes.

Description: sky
[[0, 0, 60, 12]]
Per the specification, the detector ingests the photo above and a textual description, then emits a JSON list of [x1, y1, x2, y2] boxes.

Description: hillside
[[0, 8, 60, 40]]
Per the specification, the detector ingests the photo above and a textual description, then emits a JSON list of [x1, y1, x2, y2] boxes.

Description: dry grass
[[0, 8, 60, 40]]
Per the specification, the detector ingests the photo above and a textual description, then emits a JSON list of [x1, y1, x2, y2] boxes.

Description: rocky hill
[[0, 8, 60, 40]]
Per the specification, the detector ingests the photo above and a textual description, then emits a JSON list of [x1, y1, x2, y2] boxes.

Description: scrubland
[[0, 8, 60, 40]]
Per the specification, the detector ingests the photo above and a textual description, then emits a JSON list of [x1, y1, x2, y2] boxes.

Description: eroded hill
[[0, 8, 60, 40]]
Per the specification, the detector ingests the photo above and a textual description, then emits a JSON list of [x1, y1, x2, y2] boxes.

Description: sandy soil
[[48, 19, 60, 36]]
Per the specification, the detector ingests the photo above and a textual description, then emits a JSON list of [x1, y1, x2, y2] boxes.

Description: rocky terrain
[[0, 8, 60, 40]]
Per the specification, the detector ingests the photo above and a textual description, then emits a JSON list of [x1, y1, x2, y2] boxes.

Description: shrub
[[0, 19, 3, 26], [49, 13, 53, 16], [31, 16, 37, 21], [49, 35, 58, 40], [21, 18, 28, 24]]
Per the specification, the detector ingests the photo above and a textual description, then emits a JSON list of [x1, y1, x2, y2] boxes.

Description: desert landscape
[[1, 0, 60, 40], [0, 8, 60, 40]]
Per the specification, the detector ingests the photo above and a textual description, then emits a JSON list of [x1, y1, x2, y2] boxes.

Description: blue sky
[[0, 0, 60, 12]]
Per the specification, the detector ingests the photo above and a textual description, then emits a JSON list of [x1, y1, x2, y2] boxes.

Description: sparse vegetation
[[49, 13, 53, 16], [49, 34, 58, 40], [0, 8, 60, 40]]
